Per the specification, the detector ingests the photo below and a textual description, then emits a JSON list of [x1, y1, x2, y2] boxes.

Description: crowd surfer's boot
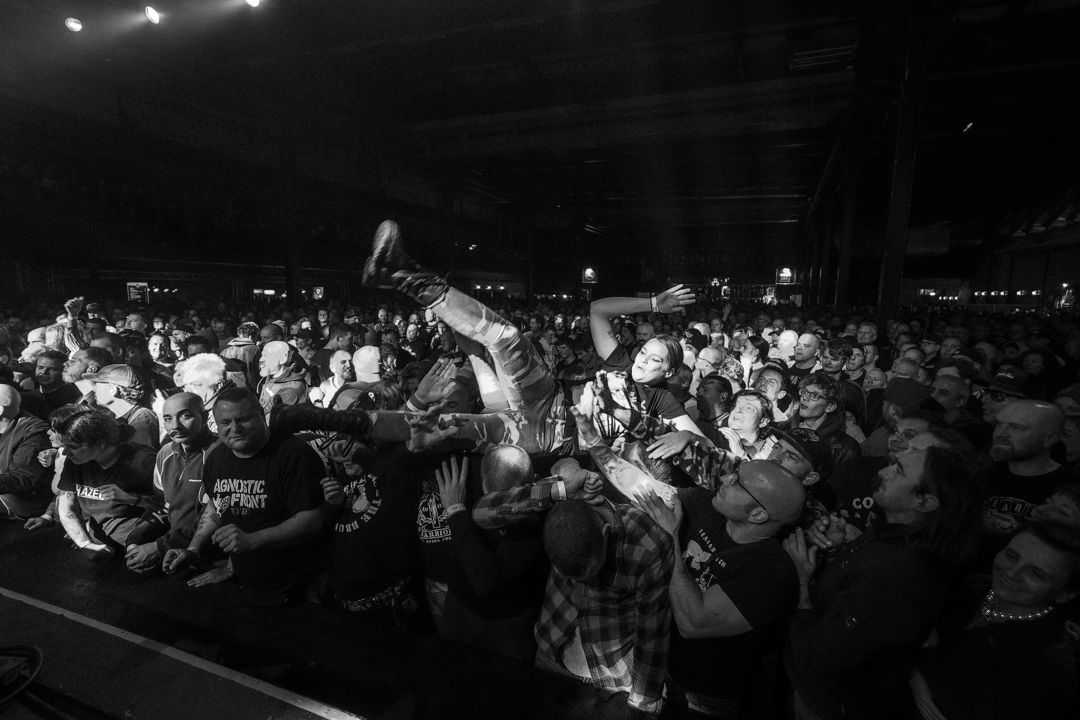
[[362, 220, 448, 307]]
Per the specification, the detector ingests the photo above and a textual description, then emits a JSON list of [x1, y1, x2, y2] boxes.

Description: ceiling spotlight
[[65, 17, 82, 32], [145, 6, 160, 24], [962, 122, 974, 134], [245, 0, 261, 6]]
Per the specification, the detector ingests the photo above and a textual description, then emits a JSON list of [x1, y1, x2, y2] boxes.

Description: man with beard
[[32, 350, 82, 411], [126, 393, 218, 573], [979, 400, 1076, 565]]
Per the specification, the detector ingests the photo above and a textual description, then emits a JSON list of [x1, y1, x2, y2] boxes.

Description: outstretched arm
[[589, 285, 696, 360]]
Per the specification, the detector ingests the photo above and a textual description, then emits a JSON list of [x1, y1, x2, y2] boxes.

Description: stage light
[[145, 6, 160, 24], [245, 0, 261, 6], [65, 18, 82, 32]]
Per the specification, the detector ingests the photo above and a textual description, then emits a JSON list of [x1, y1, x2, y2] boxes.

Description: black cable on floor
[[0, 643, 44, 707]]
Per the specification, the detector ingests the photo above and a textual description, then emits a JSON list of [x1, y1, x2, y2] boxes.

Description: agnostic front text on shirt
[[211, 477, 268, 515]]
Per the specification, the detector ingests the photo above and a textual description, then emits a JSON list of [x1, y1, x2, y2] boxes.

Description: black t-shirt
[[981, 462, 1077, 540], [328, 444, 421, 599], [670, 487, 798, 698], [828, 455, 888, 532], [58, 442, 158, 533], [202, 435, 324, 591], [39, 382, 82, 411], [600, 345, 688, 422]]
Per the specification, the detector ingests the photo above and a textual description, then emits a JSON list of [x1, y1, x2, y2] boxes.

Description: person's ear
[[826, 401, 838, 414], [802, 471, 821, 487], [917, 493, 940, 513], [747, 506, 770, 525]]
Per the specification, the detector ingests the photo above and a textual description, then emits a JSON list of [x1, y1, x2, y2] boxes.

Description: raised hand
[[635, 486, 683, 538], [406, 401, 461, 452], [413, 357, 458, 407], [782, 527, 819, 587], [646, 430, 694, 460], [435, 455, 468, 509], [654, 284, 696, 314]]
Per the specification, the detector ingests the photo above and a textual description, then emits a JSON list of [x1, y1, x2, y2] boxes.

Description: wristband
[[444, 503, 466, 517], [552, 480, 567, 501], [650, 295, 659, 313], [185, 546, 202, 557]]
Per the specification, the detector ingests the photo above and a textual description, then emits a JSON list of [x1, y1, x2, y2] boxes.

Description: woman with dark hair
[[588, 289, 708, 446], [783, 442, 983, 720], [910, 520, 1080, 720], [51, 405, 162, 559]]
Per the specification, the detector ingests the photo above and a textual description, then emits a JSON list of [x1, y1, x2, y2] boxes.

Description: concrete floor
[[0, 522, 620, 720]]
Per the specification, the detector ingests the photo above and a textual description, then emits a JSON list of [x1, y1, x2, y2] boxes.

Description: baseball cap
[[82, 364, 144, 391], [85, 302, 103, 312], [984, 367, 1028, 397], [685, 330, 707, 353], [771, 427, 834, 476], [352, 346, 381, 383], [883, 377, 931, 412], [173, 322, 195, 334], [921, 334, 943, 345]]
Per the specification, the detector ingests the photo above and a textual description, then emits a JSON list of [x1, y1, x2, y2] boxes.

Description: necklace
[[980, 590, 1055, 622]]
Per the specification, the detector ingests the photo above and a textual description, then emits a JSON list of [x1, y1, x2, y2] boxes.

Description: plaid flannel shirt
[[670, 438, 740, 492], [535, 503, 674, 715], [471, 476, 562, 530]]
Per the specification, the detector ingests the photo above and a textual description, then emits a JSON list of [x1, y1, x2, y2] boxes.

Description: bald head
[[891, 357, 919, 379], [0, 384, 21, 420], [481, 444, 533, 493], [259, 341, 291, 378], [163, 391, 205, 416], [698, 346, 723, 367], [717, 459, 805, 531], [991, 400, 1065, 462], [741, 459, 806, 527]]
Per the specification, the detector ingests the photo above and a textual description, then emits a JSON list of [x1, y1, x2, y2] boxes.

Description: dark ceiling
[[2, 0, 1080, 291]]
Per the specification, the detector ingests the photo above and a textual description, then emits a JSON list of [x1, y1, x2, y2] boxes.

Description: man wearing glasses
[[690, 346, 724, 396], [637, 460, 806, 717]]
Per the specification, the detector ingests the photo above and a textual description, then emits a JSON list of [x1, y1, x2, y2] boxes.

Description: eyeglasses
[[725, 469, 773, 517], [799, 389, 824, 403]]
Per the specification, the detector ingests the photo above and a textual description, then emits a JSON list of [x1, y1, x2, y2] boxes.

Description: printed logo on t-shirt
[[683, 538, 722, 592], [334, 473, 382, 533], [211, 477, 266, 518], [417, 479, 450, 544], [75, 484, 105, 500], [984, 495, 1034, 535]]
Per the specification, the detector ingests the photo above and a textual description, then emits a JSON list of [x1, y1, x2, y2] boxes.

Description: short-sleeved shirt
[[202, 435, 324, 591], [58, 442, 158, 533], [670, 487, 799, 698], [600, 345, 688, 423]]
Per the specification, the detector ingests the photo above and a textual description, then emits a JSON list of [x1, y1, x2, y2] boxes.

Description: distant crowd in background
[[1, 219, 1079, 720]]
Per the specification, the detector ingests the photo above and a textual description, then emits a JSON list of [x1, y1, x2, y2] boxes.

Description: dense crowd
[[1, 220, 1079, 720]]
